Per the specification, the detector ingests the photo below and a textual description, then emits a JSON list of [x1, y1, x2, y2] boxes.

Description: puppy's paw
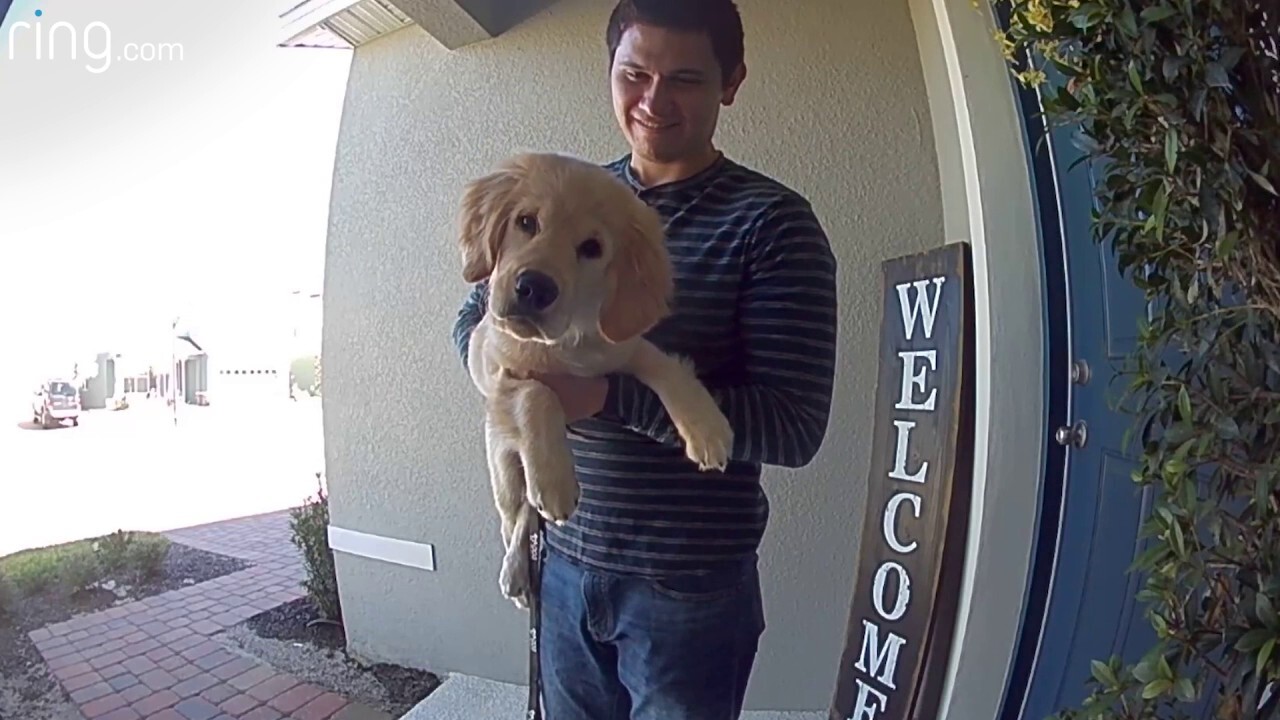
[[528, 478, 579, 525], [675, 404, 733, 472], [499, 554, 530, 609]]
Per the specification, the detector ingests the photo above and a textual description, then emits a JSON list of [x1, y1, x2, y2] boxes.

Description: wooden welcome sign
[[828, 242, 975, 720]]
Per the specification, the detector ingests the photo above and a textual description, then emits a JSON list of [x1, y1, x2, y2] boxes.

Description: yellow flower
[[994, 30, 1017, 60], [1018, 68, 1048, 87], [1025, 0, 1054, 32]]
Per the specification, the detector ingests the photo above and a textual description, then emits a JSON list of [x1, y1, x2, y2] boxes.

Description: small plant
[[94, 530, 135, 575], [3, 550, 64, 596], [291, 472, 342, 623], [0, 571, 15, 618], [56, 544, 102, 595], [121, 535, 169, 585]]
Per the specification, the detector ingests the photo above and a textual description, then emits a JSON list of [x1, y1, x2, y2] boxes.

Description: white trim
[[907, 0, 1047, 719], [328, 525, 437, 572]]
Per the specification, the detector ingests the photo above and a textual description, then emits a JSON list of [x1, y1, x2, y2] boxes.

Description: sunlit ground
[[0, 395, 324, 557]]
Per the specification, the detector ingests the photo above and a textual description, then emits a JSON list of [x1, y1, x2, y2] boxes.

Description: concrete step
[[399, 673, 825, 720]]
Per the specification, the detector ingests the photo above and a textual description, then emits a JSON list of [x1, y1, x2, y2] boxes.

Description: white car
[[31, 379, 81, 429]]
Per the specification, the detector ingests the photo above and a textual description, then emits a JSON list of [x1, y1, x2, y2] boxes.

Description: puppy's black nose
[[513, 270, 558, 313]]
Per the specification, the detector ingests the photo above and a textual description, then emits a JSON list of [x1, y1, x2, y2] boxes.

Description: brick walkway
[[26, 512, 390, 720]]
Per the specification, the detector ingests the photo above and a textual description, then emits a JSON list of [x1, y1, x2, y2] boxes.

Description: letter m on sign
[[855, 619, 907, 690]]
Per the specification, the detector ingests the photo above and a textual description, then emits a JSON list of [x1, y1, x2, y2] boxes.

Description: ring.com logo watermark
[[6, 7, 184, 74]]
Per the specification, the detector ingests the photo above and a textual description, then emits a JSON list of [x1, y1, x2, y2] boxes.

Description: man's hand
[[533, 373, 608, 424]]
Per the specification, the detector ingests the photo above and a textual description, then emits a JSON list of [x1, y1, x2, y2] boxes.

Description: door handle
[[1070, 359, 1091, 385], [1055, 420, 1088, 448]]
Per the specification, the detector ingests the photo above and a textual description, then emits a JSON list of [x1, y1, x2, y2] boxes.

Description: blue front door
[[1018, 116, 1158, 720], [996, 61, 1163, 720]]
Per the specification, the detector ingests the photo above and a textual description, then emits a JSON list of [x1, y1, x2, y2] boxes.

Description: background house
[[283, 0, 1068, 717]]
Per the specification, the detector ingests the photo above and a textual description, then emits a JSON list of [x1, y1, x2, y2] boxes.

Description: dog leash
[[526, 515, 545, 720]]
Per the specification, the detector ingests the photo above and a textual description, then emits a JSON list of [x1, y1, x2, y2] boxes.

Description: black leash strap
[[526, 516, 545, 719]]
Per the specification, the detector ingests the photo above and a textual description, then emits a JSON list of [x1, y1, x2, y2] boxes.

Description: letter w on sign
[[827, 242, 976, 720]]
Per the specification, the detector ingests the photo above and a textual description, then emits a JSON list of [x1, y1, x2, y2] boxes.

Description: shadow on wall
[[478, 0, 560, 36]]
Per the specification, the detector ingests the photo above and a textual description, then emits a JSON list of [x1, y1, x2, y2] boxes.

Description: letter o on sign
[[872, 561, 911, 622]]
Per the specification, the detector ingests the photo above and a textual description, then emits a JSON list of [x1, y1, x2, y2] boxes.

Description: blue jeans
[[539, 547, 766, 720]]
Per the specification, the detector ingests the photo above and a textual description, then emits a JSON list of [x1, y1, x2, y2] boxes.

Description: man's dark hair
[[606, 0, 745, 86]]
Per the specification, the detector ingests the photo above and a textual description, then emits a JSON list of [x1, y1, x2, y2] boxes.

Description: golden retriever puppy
[[458, 152, 733, 607]]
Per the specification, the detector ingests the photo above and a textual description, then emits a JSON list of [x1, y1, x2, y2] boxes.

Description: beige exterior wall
[[317, 0, 1047, 711]]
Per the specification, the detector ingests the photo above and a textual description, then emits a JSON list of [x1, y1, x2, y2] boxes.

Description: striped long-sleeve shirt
[[453, 153, 839, 577]]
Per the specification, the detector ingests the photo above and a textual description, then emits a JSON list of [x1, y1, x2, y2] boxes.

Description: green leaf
[[1171, 520, 1187, 557], [1259, 593, 1278, 630], [1152, 611, 1170, 637], [1090, 659, 1118, 688], [1152, 186, 1169, 241], [1068, 4, 1104, 29], [1206, 62, 1230, 88], [1128, 61, 1144, 93], [1175, 677, 1196, 702], [1178, 385, 1192, 421], [1260, 638, 1276, 679], [1236, 628, 1272, 652], [1220, 46, 1246, 70], [1117, 5, 1138, 36], [1142, 679, 1172, 699], [1215, 415, 1241, 439], [1247, 168, 1278, 196], [1164, 128, 1179, 173], [1140, 4, 1179, 22], [1133, 658, 1159, 683]]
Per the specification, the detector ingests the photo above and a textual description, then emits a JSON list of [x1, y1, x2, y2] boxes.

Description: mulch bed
[[244, 597, 441, 714], [0, 543, 249, 719]]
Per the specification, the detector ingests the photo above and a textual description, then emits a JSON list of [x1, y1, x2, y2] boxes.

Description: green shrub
[[94, 530, 135, 575], [992, 0, 1280, 718], [0, 571, 15, 618], [3, 550, 64, 596], [56, 544, 103, 595], [122, 535, 169, 584], [291, 473, 342, 622]]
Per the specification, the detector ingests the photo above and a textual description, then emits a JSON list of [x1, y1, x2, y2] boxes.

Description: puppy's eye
[[515, 214, 539, 235], [577, 238, 602, 259]]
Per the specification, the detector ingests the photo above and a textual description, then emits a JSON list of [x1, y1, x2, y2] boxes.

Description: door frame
[[991, 23, 1075, 716]]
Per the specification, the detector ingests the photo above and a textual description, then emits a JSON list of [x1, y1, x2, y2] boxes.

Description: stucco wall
[[321, 0, 944, 710]]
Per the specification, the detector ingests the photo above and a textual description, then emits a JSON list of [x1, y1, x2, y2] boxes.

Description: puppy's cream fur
[[458, 152, 733, 607]]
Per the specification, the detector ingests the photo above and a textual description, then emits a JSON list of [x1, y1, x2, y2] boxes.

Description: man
[[452, 1, 839, 718]]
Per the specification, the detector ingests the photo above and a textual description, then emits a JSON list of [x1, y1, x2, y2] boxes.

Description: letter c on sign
[[883, 492, 922, 554], [872, 561, 911, 622]]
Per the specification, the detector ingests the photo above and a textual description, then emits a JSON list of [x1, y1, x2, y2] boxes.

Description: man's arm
[[603, 200, 839, 469], [453, 280, 488, 369]]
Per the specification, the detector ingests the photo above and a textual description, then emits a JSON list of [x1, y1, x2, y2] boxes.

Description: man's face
[[610, 23, 744, 165]]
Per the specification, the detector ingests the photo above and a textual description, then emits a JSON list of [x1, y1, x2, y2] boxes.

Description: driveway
[[1, 397, 324, 557]]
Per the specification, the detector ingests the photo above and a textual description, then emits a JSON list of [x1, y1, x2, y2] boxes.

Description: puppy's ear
[[598, 201, 673, 343], [458, 166, 520, 283]]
